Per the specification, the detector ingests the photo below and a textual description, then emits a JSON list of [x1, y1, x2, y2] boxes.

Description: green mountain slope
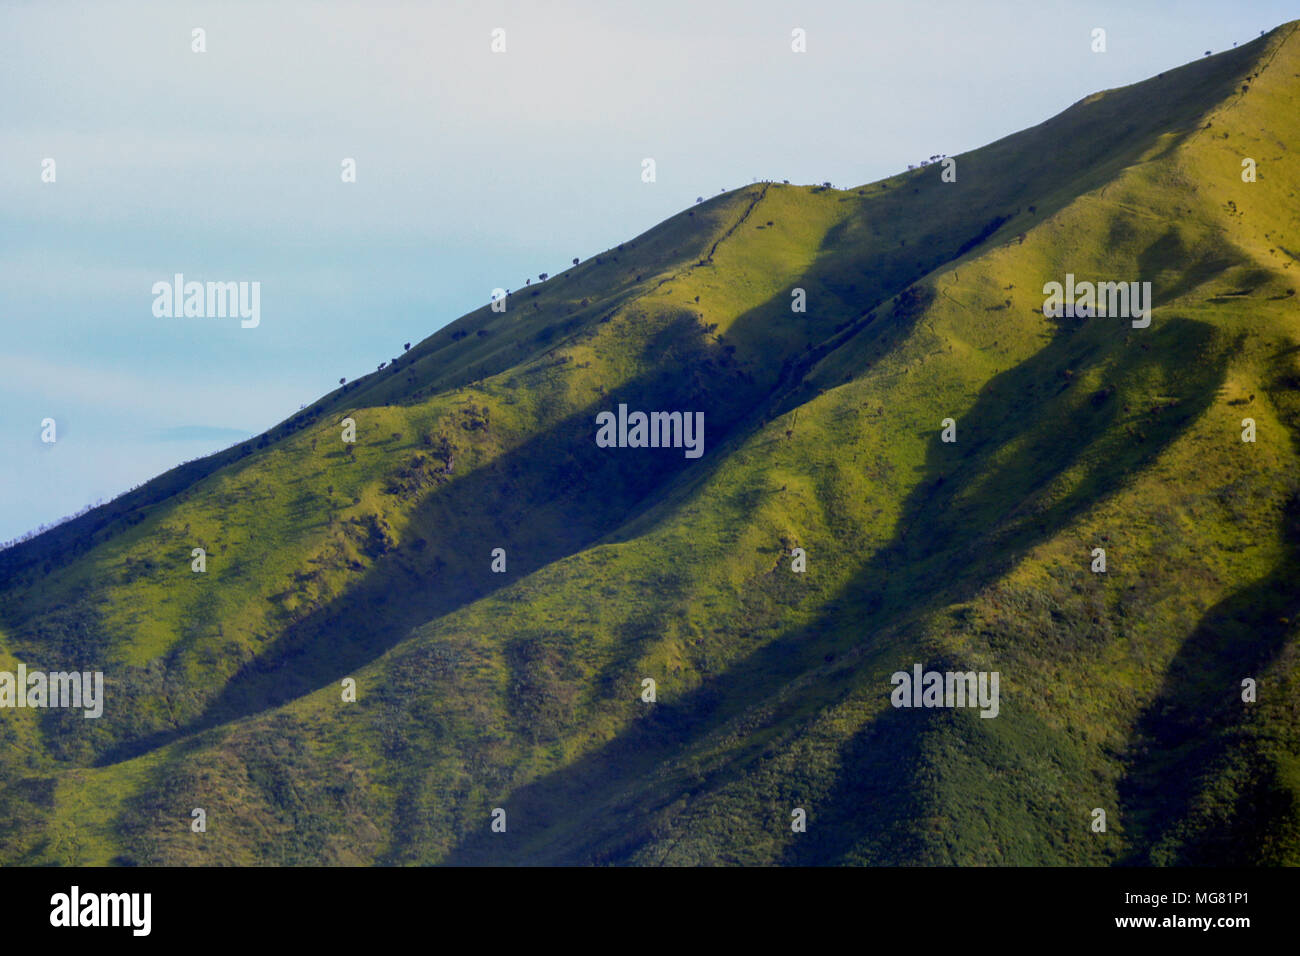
[[2, 23, 1298, 865]]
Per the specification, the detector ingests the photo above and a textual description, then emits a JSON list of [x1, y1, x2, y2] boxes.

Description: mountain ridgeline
[[2, 24, 1299, 865]]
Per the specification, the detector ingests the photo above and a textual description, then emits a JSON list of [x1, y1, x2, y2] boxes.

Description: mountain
[[2, 23, 1298, 866]]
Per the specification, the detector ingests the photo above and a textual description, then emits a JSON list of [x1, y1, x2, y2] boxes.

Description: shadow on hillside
[[1, 32, 1284, 867], [92, 314, 763, 766], [101, 201, 1247, 861], [1118, 341, 1300, 865], [437, 311, 1230, 865], [774, 703, 939, 866], [1117, 350, 1300, 864], [89, 177, 970, 771], [1138, 228, 1250, 308], [1115, 517, 1300, 865]]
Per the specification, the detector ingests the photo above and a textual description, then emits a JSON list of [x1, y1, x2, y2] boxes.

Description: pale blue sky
[[1, 0, 1294, 542]]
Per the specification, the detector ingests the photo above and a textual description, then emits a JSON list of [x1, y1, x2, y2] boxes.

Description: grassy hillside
[[1, 22, 1298, 866]]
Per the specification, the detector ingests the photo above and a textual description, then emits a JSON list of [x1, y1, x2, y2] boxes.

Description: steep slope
[[1, 23, 1298, 865]]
